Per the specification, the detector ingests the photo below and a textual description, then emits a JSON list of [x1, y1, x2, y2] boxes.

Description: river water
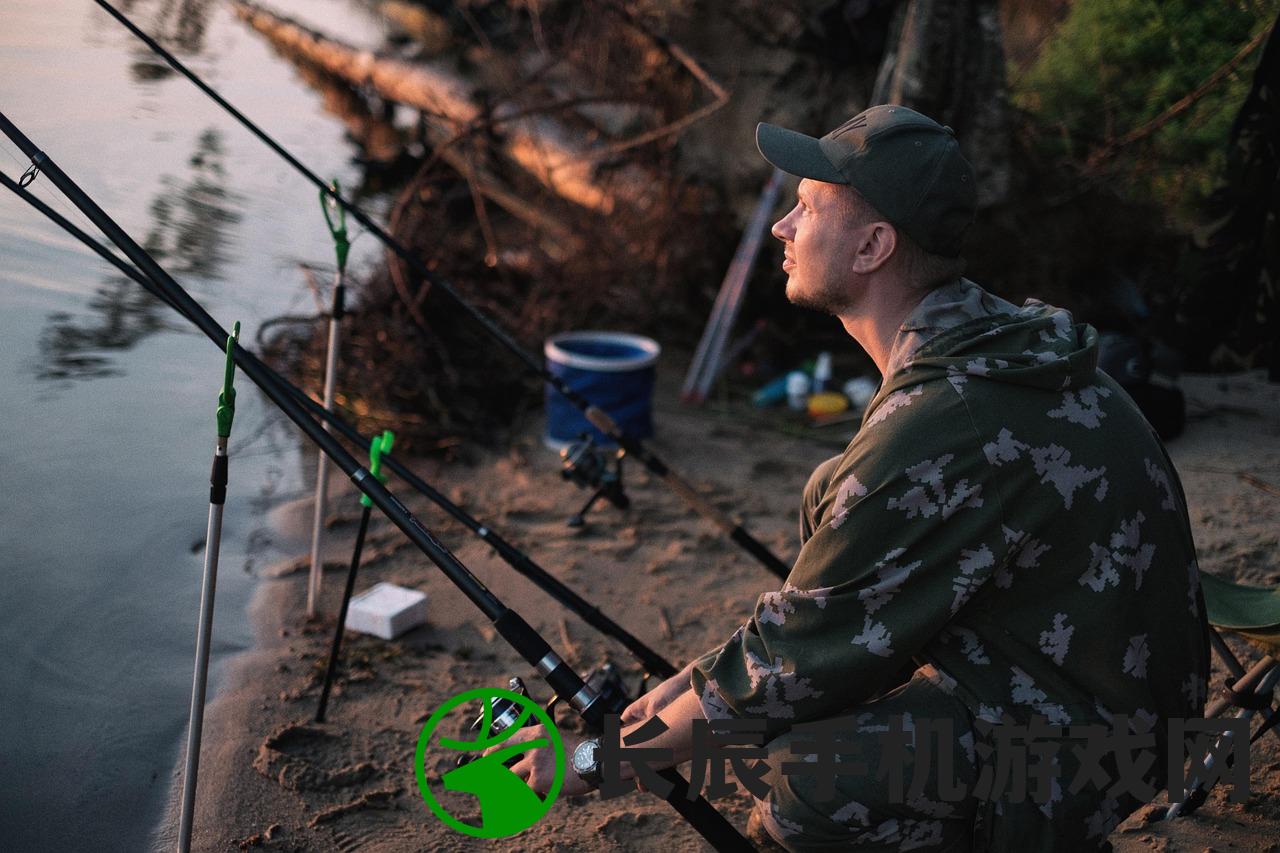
[[0, 1, 396, 848]]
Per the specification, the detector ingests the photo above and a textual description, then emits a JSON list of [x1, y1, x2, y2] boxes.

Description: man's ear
[[852, 222, 897, 274]]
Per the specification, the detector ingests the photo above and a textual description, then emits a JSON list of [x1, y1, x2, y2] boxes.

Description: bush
[[1013, 0, 1278, 224]]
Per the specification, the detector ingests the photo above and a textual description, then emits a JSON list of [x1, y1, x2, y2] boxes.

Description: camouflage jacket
[[692, 278, 1209, 755]]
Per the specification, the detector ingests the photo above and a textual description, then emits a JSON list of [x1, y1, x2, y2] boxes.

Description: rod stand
[[560, 435, 628, 527]]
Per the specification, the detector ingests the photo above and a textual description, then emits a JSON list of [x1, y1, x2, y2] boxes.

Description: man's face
[[770, 179, 866, 314]]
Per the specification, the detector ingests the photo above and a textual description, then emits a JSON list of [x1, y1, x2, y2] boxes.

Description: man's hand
[[621, 662, 694, 725], [480, 724, 594, 796], [477, 671, 705, 800]]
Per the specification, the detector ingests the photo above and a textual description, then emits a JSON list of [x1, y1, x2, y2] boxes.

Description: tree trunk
[[1175, 15, 1280, 376], [871, 0, 1012, 209]]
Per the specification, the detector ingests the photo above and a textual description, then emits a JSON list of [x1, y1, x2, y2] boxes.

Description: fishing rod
[[0, 112, 750, 851], [6, 173, 676, 808], [0, 170, 679, 684], [306, 180, 350, 619], [90, 0, 791, 581]]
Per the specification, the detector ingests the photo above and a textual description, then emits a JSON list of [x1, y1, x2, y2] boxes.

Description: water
[[0, 1, 396, 847]]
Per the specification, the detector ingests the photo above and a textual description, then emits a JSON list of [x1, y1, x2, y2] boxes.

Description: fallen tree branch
[[232, 0, 651, 213]]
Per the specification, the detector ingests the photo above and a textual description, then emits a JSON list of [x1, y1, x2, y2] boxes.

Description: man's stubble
[[785, 272, 856, 317]]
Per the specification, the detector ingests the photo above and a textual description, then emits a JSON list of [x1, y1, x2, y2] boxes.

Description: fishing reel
[[455, 663, 634, 767], [559, 433, 629, 527], [456, 676, 536, 767]]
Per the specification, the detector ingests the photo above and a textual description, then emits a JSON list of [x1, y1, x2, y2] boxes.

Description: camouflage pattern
[[692, 278, 1210, 850], [751, 664, 981, 852]]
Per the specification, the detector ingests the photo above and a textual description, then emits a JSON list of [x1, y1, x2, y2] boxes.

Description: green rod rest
[[216, 321, 240, 438], [360, 430, 395, 508], [320, 178, 350, 274]]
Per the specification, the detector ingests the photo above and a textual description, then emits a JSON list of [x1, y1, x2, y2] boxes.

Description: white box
[[346, 582, 428, 640]]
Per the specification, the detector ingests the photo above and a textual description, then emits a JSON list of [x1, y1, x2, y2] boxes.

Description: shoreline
[[159, 371, 1280, 851]]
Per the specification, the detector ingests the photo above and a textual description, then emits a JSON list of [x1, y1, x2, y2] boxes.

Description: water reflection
[[37, 128, 241, 381], [122, 0, 217, 82], [38, 284, 170, 381], [292, 59, 408, 166], [244, 20, 420, 193], [153, 129, 242, 279]]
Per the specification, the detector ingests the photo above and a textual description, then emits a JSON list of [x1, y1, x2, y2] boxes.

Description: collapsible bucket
[[544, 331, 660, 450]]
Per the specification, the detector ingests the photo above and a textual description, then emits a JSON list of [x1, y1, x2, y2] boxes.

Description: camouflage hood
[[869, 286, 1102, 425]]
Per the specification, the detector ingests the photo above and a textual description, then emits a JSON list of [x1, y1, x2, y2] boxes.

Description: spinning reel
[[456, 663, 634, 766], [559, 433, 629, 527]]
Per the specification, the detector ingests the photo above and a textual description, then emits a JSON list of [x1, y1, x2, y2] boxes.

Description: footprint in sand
[[253, 723, 381, 792]]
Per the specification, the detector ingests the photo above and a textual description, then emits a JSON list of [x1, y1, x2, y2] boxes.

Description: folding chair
[[1166, 572, 1280, 818]]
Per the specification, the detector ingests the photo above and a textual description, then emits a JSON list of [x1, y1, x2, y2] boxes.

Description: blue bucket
[[544, 331, 661, 450]]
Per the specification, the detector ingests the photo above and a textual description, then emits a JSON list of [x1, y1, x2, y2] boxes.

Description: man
[[494, 105, 1210, 851]]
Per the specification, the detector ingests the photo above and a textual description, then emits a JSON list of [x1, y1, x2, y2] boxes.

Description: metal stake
[[178, 322, 239, 853], [307, 180, 350, 618], [0, 120, 750, 848], [86, 0, 791, 580], [316, 431, 394, 723]]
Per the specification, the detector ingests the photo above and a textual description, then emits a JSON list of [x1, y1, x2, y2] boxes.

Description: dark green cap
[[757, 105, 976, 257]]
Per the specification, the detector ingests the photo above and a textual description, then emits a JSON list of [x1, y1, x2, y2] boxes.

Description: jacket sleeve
[[691, 385, 1011, 736]]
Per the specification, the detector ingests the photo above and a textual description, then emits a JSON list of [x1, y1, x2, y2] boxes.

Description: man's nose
[[771, 208, 796, 242]]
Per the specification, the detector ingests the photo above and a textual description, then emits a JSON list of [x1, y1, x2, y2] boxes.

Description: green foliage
[[1012, 0, 1278, 224]]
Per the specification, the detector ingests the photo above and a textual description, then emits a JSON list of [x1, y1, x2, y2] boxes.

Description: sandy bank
[[157, 371, 1280, 852]]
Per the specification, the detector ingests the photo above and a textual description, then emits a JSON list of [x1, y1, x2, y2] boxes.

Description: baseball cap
[[757, 105, 977, 257]]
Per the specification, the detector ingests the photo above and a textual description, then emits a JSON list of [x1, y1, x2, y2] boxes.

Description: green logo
[[414, 687, 565, 838]]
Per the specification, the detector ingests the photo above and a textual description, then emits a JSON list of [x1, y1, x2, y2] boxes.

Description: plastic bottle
[[843, 376, 879, 409], [786, 371, 811, 410], [812, 352, 832, 393], [752, 374, 791, 407]]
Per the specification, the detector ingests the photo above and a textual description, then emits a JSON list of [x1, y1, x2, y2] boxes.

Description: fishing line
[[0, 167, 678, 681], [0, 114, 746, 850], [89, 0, 791, 580]]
